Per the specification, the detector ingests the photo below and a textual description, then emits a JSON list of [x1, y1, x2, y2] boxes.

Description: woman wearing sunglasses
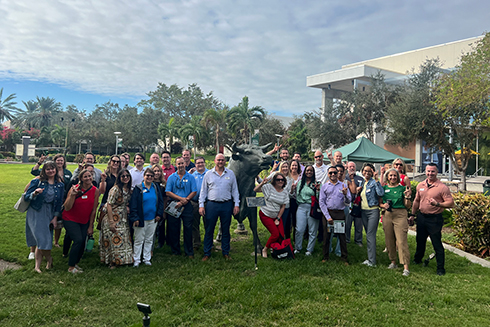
[[254, 172, 290, 258], [100, 169, 133, 268]]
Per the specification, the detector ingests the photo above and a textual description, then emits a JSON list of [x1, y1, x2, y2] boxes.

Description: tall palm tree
[[202, 107, 229, 153], [227, 96, 265, 144], [180, 115, 205, 153], [0, 88, 19, 123], [31, 97, 62, 128], [14, 100, 38, 128]]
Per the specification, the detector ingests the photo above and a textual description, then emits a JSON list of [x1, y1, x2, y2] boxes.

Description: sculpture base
[[234, 223, 248, 235]]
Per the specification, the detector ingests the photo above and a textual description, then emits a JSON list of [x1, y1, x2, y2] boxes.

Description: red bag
[[270, 239, 295, 259]]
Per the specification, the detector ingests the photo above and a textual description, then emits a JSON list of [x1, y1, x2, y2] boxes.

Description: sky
[[0, 0, 489, 117]]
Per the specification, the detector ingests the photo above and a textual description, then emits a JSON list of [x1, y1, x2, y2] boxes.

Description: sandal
[[68, 267, 83, 274], [74, 265, 83, 272]]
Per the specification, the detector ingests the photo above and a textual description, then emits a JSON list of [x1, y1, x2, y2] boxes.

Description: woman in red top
[[62, 169, 99, 273]]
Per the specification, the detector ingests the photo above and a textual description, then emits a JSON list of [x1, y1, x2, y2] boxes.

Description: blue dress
[[26, 184, 56, 250]]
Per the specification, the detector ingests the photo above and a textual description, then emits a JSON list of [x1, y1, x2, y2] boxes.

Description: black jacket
[[129, 182, 164, 227]]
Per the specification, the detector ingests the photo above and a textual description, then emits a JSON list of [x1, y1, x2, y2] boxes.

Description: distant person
[[199, 154, 240, 261], [100, 169, 133, 268], [62, 169, 99, 273], [182, 149, 196, 173], [266, 145, 289, 171], [161, 150, 176, 181], [25, 161, 64, 273], [121, 153, 133, 170], [130, 153, 146, 189], [191, 157, 209, 250], [411, 163, 454, 276], [151, 164, 167, 249], [71, 152, 102, 185], [292, 152, 305, 173], [129, 168, 164, 267], [358, 163, 384, 267], [166, 157, 198, 258], [146, 152, 160, 169], [345, 161, 364, 246], [381, 168, 412, 276]]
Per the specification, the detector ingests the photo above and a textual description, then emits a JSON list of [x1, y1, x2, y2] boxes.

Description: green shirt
[[382, 185, 406, 209], [296, 181, 318, 204]]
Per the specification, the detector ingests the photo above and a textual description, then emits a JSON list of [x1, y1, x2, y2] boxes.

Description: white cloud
[[0, 0, 489, 115]]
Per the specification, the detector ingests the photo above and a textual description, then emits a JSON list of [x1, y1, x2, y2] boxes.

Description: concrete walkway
[[408, 230, 490, 268]]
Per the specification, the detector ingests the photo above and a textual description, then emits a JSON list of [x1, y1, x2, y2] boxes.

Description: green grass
[[1, 164, 490, 326]]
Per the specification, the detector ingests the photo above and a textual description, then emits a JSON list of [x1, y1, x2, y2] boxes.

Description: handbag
[[350, 195, 362, 218], [14, 193, 30, 213], [309, 189, 323, 220]]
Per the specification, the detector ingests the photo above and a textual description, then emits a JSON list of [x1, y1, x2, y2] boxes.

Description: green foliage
[[227, 96, 265, 144], [452, 192, 490, 257], [205, 148, 217, 156], [65, 154, 76, 162], [284, 117, 310, 157], [28, 156, 39, 163], [257, 115, 286, 146], [0, 88, 19, 122], [95, 155, 111, 164], [0, 153, 3, 159]]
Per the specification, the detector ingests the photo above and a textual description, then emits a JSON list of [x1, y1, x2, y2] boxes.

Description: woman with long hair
[[254, 172, 290, 258], [294, 165, 321, 256], [99, 155, 122, 205], [100, 169, 133, 268], [62, 169, 99, 273], [151, 164, 167, 249], [358, 163, 384, 267], [381, 168, 412, 276], [25, 161, 65, 273]]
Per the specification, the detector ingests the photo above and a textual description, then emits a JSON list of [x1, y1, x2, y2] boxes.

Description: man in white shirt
[[130, 153, 146, 189], [313, 150, 328, 184]]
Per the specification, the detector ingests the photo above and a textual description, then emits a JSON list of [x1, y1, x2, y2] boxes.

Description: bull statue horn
[[260, 143, 272, 150], [231, 142, 244, 153]]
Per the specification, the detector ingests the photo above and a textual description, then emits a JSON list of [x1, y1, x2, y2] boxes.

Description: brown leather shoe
[[202, 255, 210, 262], [223, 254, 232, 260], [344, 261, 350, 266]]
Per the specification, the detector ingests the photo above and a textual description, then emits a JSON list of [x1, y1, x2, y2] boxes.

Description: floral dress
[[100, 186, 133, 266]]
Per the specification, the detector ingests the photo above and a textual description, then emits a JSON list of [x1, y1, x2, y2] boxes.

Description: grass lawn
[[1, 164, 490, 327]]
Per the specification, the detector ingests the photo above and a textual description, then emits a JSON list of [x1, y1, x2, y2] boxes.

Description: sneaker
[[402, 269, 410, 277], [362, 260, 376, 267], [294, 250, 300, 254], [144, 261, 152, 266], [387, 263, 398, 269], [28, 252, 35, 260], [133, 262, 140, 268], [305, 251, 312, 256]]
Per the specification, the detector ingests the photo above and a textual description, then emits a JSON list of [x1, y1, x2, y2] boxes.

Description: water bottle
[[85, 235, 95, 252]]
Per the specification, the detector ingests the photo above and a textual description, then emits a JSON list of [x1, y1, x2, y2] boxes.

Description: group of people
[[22, 146, 454, 276], [258, 146, 454, 276]]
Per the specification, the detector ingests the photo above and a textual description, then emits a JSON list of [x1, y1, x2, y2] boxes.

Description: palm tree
[[0, 88, 19, 123], [31, 97, 62, 128], [180, 115, 205, 154], [157, 117, 180, 153], [14, 100, 38, 128], [202, 107, 229, 153], [227, 96, 265, 144]]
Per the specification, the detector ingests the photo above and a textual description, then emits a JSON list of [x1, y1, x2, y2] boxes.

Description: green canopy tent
[[325, 137, 414, 164]]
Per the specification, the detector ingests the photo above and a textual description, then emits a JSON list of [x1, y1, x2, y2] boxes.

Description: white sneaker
[[28, 252, 35, 260], [305, 251, 312, 256], [387, 263, 398, 269], [362, 260, 376, 267], [144, 261, 152, 266], [294, 250, 300, 254], [402, 269, 410, 277], [133, 262, 140, 268]]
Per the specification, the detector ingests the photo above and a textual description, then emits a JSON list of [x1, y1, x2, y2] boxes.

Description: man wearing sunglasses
[[199, 154, 240, 261], [313, 150, 329, 184], [166, 157, 198, 258], [319, 166, 351, 265]]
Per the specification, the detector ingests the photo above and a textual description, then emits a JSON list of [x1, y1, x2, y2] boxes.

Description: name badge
[[366, 189, 371, 193], [163, 173, 166, 176], [225, 176, 230, 180], [420, 188, 425, 191], [183, 179, 188, 182], [143, 189, 148, 193], [65, 175, 70, 178], [81, 195, 88, 199], [385, 189, 390, 193]]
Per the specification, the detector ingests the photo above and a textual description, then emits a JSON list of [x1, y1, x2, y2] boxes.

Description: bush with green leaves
[[452, 192, 490, 257], [65, 154, 76, 162]]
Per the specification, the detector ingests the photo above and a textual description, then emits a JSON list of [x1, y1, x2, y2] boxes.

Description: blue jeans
[[295, 203, 320, 253], [203, 201, 233, 256]]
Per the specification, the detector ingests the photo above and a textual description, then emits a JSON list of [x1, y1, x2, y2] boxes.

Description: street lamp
[[114, 132, 121, 155]]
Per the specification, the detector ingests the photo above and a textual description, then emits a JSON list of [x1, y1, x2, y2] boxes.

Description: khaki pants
[[382, 208, 410, 265]]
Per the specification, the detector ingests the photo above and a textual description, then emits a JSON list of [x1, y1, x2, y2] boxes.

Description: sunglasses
[[121, 175, 130, 179], [112, 160, 120, 163], [145, 174, 154, 178], [328, 171, 338, 175], [276, 178, 285, 182], [314, 156, 322, 158], [394, 163, 403, 167]]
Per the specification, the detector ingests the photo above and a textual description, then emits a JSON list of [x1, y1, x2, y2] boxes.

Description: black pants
[[63, 220, 89, 267], [167, 202, 194, 256], [414, 212, 445, 273], [288, 198, 298, 240], [322, 210, 348, 261]]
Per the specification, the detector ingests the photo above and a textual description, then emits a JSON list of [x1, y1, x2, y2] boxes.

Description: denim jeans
[[295, 203, 320, 253], [203, 201, 233, 256]]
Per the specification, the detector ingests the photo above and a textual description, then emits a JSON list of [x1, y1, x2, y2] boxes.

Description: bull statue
[[227, 142, 273, 253]]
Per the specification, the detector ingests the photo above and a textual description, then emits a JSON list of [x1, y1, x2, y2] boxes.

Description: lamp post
[[114, 132, 121, 155]]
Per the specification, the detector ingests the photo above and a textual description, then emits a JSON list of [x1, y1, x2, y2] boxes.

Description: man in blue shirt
[[191, 157, 209, 250], [166, 157, 198, 258], [199, 154, 240, 261]]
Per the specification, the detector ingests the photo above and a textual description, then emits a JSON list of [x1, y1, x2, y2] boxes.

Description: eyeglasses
[[328, 171, 338, 175], [121, 175, 130, 179], [276, 178, 285, 182], [394, 163, 403, 167]]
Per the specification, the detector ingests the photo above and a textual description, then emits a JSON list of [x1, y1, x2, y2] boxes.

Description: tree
[[0, 88, 19, 123], [284, 117, 310, 157], [50, 124, 65, 147], [157, 117, 180, 153], [256, 115, 286, 146], [180, 115, 206, 153], [227, 96, 265, 144], [202, 106, 229, 152], [30, 97, 62, 128], [15, 100, 38, 129]]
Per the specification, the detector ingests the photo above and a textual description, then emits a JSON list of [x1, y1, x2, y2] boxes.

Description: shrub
[[171, 142, 183, 155], [206, 148, 217, 156], [74, 154, 85, 163], [65, 154, 76, 162], [0, 153, 3, 159], [452, 192, 490, 257], [96, 155, 111, 164], [28, 156, 39, 163]]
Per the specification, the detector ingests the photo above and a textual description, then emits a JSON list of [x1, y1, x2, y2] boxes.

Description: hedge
[[452, 192, 490, 257]]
